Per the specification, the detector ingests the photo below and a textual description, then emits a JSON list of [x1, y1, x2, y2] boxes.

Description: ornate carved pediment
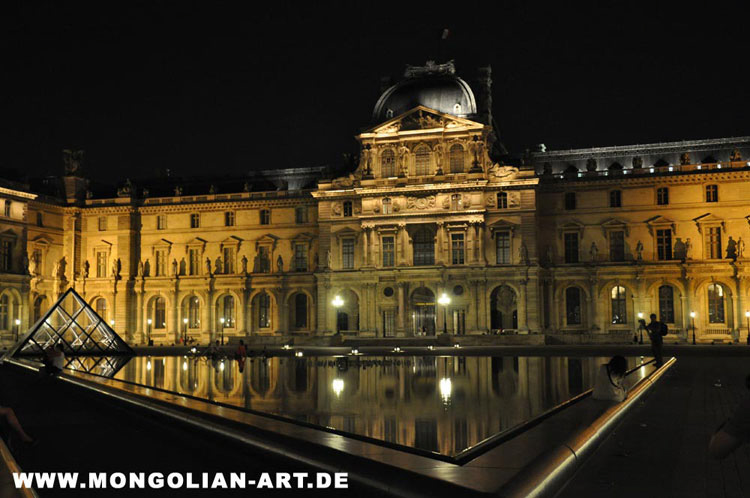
[[30, 234, 53, 246], [488, 219, 519, 236], [600, 218, 630, 237], [366, 105, 483, 135], [488, 164, 519, 180], [645, 215, 677, 236], [220, 235, 243, 251], [332, 227, 359, 241], [406, 195, 436, 210], [557, 220, 585, 239], [255, 234, 279, 250], [692, 213, 725, 234]]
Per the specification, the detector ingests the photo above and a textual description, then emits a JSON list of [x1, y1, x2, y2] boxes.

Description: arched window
[[414, 146, 430, 176], [294, 293, 308, 329], [188, 296, 200, 328], [658, 286, 674, 323], [707, 284, 725, 323], [222, 295, 235, 328], [0, 295, 8, 330], [497, 192, 508, 209], [258, 292, 271, 329], [413, 228, 435, 266], [95, 298, 107, 321], [449, 144, 464, 173], [382, 198, 392, 215], [381, 149, 396, 177], [611, 286, 627, 324], [154, 297, 166, 329], [565, 287, 581, 325]]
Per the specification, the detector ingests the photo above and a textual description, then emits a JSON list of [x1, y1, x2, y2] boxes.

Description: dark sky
[[2, 1, 749, 184]]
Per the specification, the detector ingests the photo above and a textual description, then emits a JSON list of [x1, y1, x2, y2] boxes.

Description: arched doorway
[[410, 287, 435, 336], [490, 285, 517, 331]]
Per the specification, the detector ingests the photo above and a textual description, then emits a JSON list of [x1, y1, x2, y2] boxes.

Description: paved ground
[[560, 354, 750, 498]]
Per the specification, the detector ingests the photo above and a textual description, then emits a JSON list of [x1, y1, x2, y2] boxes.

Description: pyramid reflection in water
[[12, 288, 133, 357]]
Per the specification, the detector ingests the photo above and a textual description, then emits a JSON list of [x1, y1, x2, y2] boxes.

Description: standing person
[[592, 356, 628, 402], [646, 313, 668, 367]]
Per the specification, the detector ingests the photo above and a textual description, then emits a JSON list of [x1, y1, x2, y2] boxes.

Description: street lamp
[[438, 293, 451, 335], [14, 318, 20, 342], [690, 311, 696, 345], [219, 317, 225, 345], [745, 311, 750, 345], [637, 312, 646, 344], [183, 317, 188, 345], [332, 295, 344, 334], [147, 318, 152, 346]]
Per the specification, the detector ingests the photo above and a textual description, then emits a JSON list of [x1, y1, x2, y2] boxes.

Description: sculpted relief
[[406, 195, 436, 210]]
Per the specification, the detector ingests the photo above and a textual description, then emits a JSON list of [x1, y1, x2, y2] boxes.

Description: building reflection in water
[[115, 355, 639, 457]]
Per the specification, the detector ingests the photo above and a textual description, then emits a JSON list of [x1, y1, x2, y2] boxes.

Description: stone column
[[238, 287, 248, 336], [170, 290, 179, 343], [518, 280, 528, 333], [684, 277, 695, 342], [548, 279, 558, 332], [316, 281, 329, 334], [734, 277, 744, 342], [135, 289, 144, 343], [397, 282, 406, 335], [362, 228, 369, 267], [477, 224, 486, 264], [588, 278, 598, 333]]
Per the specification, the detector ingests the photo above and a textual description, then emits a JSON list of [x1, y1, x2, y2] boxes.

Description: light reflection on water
[[112, 355, 641, 457]]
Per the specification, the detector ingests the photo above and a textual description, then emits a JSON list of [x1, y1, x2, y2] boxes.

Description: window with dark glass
[[258, 292, 270, 328], [609, 190, 622, 208], [609, 230, 625, 261], [0, 240, 11, 272], [449, 144, 464, 173], [36, 212, 43, 226], [381, 149, 396, 177], [222, 295, 235, 327], [95, 298, 107, 321], [295, 206, 307, 224], [157, 214, 166, 230], [188, 248, 200, 275], [382, 198, 392, 215], [658, 285, 674, 323], [188, 297, 200, 328], [611, 286, 627, 324], [706, 184, 718, 202], [382, 310, 396, 337], [564, 192, 576, 210], [341, 239, 354, 269], [293, 243, 308, 271], [96, 251, 107, 278], [155, 250, 167, 276], [708, 283, 725, 323], [382, 236, 394, 267], [294, 293, 307, 328], [565, 287, 581, 325], [657, 187, 669, 205], [706, 226, 722, 259], [343, 201, 353, 217], [451, 233, 465, 265], [3, 201, 10, 218], [414, 146, 430, 176], [413, 228, 434, 266], [98, 216, 107, 231], [497, 192, 508, 209], [564, 233, 579, 263], [154, 297, 166, 328], [223, 247, 235, 274], [224, 211, 235, 226], [258, 246, 270, 273], [496, 231, 510, 264], [656, 229, 672, 260], [190, 213, 200, 228], [0, 295, 8, 330], [259, 209, 270, 225]]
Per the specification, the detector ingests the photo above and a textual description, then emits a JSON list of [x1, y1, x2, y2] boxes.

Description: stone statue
[[56, 257, 67, 279], [241, 255, 248, 273], [62, 149, 84, 175], [680, 152, 691, 165], [589, 242, 598, 262], [586, 157, 597, 172], [83, 259, 90, 278], [635, 240, 644, 261], [632, 156, 643, 169], [398, 143, 410, 176], [726, 236, 738, 260], [243, 182, 251, 192], [685, 238, 692, 259], [738, 237, 745, 259], [174, 185, 183, 196], [179, 258, 186, 275], [730, 148, 742, 162], [215, 256, 222, 274], [30, 252, 40, 276], [117, 179, 133, 197], [542, 162, 552, 175], [209, 184, 216, 194], [276, 254, 283, 273], [518, 243, 528, 264], [434, 143, 444, 174], [327, 249, 332, 269], [137, 260, 144, 277], [253, 254, 260, 273], [111, 258, 120, 279], [172, 258, 178, 276], [205, 257, 212, 275]]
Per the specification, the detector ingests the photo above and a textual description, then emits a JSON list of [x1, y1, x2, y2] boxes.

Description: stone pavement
[[559, 355, 750, 498]]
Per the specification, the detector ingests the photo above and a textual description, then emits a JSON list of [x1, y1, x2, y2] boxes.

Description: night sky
[[2, 1, 748, 185]]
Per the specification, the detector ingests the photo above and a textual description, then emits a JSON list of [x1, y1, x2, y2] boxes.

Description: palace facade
[[2, 61, 749, 345]]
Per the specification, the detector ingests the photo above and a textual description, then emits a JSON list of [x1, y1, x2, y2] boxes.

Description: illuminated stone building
[[1, 61, 749, 344]]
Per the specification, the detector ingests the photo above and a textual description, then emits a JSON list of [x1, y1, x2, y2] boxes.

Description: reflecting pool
[[91, 354, 645, 457]]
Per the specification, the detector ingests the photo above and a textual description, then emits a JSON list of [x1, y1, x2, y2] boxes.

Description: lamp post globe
[[690, 311, 696, 345], [438, 293, 451, 335], [332, 295, 344, 334], [219, 317, 225, 345]]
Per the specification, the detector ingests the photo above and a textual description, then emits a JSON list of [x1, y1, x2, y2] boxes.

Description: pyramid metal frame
[[8, 288, 133, 358]]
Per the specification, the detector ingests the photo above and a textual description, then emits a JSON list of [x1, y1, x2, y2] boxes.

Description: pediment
[[0, 229, 18, 239], [557, 219, 585, 239], [255, 233, 279, 249], [220, 235, 243, 246], [488, 218, 519, 235], [600, 218, 630, 236], [292, 231, 316, 241], [332, 227, 359, 239], [693, 213, 725, 233], [153, 238, 173, 248], [364, 106, 484, 135], [185, 237, 207, 246], [30, 234, 53, 245], [645, 215, 677, 236]]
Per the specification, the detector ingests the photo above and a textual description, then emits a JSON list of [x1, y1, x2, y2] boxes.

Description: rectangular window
[[258, 293, 270, 328], [98, 216, 107, 231], [382, 199, 392, 215], [706, 185, 718, 202], [260, 209, 270, 225], [190, 213, 200, 229], [609, 190, 622, 208], [657, 187, 669, 205], [451, 233, 465, 265], [609, 230, 625, 261], [495, 231, 510, 264], [341, 239, 354, 269], [706, 226, 722, 259], [382, 310, 396, 337], [656, 229, 672, 260], [564, 192, 576, 210], [295, 207, 307, 224], [188, 248, 200, 275], [0, 240, 11, 272], [564, 233, 579, 263], [294, 244, 308, 271], [96, 251, 107, 278], [343, 201, 353, 217], [497, 192, 508, 209], [258, 246, 270, 273], [450, 194, 462, 210], [36, 212, 43, 227], [156, 215, 166, 230], [658, 286, 675, 323], [224, 211, 235, 227], [155, 250, 167, 276], [223, 247, 235, 274], [3, 201, 10, 217], [382, 236, 395, 267]]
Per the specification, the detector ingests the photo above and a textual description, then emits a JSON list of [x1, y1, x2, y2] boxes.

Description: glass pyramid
[[11, 288, 133, 357]]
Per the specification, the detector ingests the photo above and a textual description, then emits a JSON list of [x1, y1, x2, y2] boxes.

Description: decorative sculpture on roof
[[586, 158, 597, 172], [398, 143, 410, 176], [63, 149, 84, 176], [174, 185, 183, 196], [404, 60, 456, 78], [680, 153, 691, 165], [489, 164, 519, 179], [243, 182, 251, 192], [730, 148, 743, 162], [738, 237, 745, 259], [331, 174, 355, 188], [632, 156, 643, 169], [542, 162, 552, 175], [117, 179, 133, 197], [209, 185, 216, 194]]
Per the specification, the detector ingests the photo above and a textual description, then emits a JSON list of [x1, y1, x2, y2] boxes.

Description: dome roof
[[372, 61, 477, 123]]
